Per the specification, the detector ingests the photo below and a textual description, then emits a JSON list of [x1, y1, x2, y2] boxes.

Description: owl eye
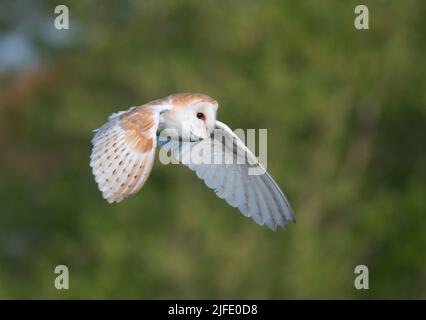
[[196, 112, 205, 120]]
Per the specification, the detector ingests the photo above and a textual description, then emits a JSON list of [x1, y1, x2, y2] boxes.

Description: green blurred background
[[0, 0, 425, 299]]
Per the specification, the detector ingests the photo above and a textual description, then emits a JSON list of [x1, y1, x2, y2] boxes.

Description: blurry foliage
[[0, 0, 425, 299]]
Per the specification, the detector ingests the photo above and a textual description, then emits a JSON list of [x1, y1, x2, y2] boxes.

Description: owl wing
[[90, 104, 168, 203], [159, 120, 295, 230]]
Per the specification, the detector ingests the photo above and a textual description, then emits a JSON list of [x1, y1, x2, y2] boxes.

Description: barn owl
[[90, 93, 295, 230]]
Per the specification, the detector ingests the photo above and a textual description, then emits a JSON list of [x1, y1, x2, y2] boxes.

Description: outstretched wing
[[90, 104, 167, 203], [159, 120, 295, 230]]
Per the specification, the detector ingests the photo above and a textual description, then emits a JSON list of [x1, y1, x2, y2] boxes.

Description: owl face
[[186, 100, 218, 140], [160, 99, 218, 141]]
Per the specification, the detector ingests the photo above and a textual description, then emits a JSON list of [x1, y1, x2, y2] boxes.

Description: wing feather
[[247, 176, 263, 225], [160, 120, 295, 230], [90, 105, 166, 203], [234, 169, 250, 216]]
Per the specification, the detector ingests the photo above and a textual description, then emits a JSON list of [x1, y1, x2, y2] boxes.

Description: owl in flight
[[90, 93, 295, 230]]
